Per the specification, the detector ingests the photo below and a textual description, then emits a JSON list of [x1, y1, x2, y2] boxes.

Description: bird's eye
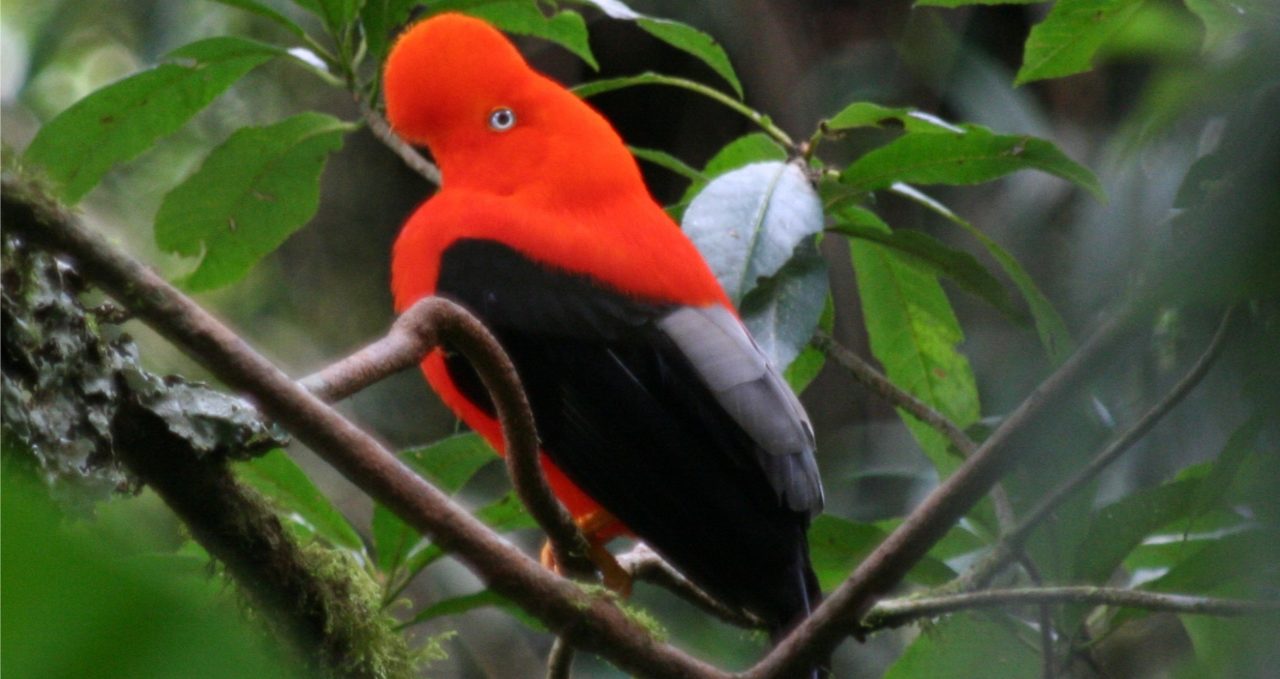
[[488, 107, 517, 132]]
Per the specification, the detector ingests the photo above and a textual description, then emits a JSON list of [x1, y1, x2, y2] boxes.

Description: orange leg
[[539, 509, 632, 596]]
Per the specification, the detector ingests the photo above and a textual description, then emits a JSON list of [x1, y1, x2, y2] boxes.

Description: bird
[[384, 12, 824, 644]]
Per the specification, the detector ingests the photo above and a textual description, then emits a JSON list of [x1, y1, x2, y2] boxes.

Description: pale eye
[[488, 107, 517, 132]]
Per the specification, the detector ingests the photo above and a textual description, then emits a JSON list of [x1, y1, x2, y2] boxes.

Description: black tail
[[767, 541, 827, 678]]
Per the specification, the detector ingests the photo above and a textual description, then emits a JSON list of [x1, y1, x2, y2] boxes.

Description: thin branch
[[814, 330, 977, 457], [814, 330, 1019, 533], [546, 638, 575, 679], [863, 587, 1280, 630], [2, 175, 728, 679], [618, 544, 765, 630], [360, 100, 442, 186], [746, 308, 1144, 679], [960, 307, 1235, 591]]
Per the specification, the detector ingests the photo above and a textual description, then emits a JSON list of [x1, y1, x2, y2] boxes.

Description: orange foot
[[540, 509, 632, 596]]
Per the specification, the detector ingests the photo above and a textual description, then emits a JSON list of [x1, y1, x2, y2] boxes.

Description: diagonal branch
[[359, 101, 442, 185], [746, 307, 1145, 679], [958, 307, 1235, 591], [2, 174, 728, 679]]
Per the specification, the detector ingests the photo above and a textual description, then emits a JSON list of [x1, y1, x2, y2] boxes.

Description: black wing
[[436, 238, 821, 630]]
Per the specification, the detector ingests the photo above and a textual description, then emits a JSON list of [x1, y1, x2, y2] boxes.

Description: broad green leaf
[[841, 124, 1105, 201], [740, 239, 828, 372], [209, 0, 308, 36], [378, 434, 498, 577], [1180, 596, 1280, 679], [1186, 417, 1262, 523], [1182, 0, 1273, 50], [636, 19, 742, 98], [808, 514, 954, 591], [883, 613, 1040, 679], [572, 0, 743, 96], [1015, 0, 1146, 85], [892, 184, 1075, 365], [237, 449, 365, 552], [682, 161, 824, 304], [22, 37, 282, 204], [400, 433, 495, 493], [629, 145, 706, 183], [849, 217, 980, 476], [373, 503, 416, 574], [434, 0, 597, 68], [831, 205, 1025, 323], [155, 112, 354, 291], [824, 101, 962, 134]]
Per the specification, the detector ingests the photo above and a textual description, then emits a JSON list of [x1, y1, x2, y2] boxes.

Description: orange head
[[383, 13, 646, 200]]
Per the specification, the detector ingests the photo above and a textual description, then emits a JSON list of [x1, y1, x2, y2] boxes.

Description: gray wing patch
[[657, 305, 824, 516]]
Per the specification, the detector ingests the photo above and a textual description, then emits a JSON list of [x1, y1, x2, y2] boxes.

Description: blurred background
[[3, 1, 1275, 677]]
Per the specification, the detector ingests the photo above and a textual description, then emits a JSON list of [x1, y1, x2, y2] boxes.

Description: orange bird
[[385, 13, 823, 640]]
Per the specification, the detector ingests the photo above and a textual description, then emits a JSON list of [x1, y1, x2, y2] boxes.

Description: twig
[[745, 308, 1144, 679], [814, 331, 977, 457], [546, 637, 575, 679], [3, 175, 728, 679], [814, 331, 1019, 533], [360, 100, 442, 186], [960, 307, 1235, 591], [863, 587, 1280, 630], [618, 544, 765, 630]]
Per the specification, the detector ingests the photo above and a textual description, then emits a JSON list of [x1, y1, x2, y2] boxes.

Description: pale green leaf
[[1015, 0, 1147, 85], [237, 449, 365, 552]]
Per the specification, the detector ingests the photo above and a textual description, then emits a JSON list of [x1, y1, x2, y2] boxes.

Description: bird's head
[[384, 13, 643, 198]]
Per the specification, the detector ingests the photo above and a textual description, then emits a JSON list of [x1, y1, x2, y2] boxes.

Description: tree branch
[[618, 544, 765, 630], [745, 308, 1144, 679], [959, 307, 1234, 591], [302, 297, 596, 580], [863, 587, 1280, 630], [359, 100, 442, 186], [546, 637, 575, 679], [2, 175, 728, 679]]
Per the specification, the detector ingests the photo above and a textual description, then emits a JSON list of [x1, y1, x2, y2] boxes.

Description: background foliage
[[3, 0, 1277, 677]]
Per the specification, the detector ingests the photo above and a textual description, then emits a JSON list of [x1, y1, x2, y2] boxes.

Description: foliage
[[6, 0, 1278, 676]]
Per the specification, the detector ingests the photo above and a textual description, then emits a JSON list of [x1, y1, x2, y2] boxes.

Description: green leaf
[[831, 205, 1026, 323], [883, 613, 1040, 679], [1015, 0, 1147, 85], [434, 0, 597, 69], [809, 515, 954, 591], [892, 184, 1076, 365], [849, 216, 980, 476], [373, 503, 416, 574], [400, 433, 495, 493], [572, 0, 743, 96], [740, 239, 829, 372], [22, 37, 282, 204], [824, 101, 962, 134], [841, 124, 1105, 201], [673, 132, 788, 217], [682, 161, 824, 304], [208, 0, 308, 36], [237, 449, 365, 552], [155, 112, 354, 291], [636, 19, 742, 98], [398, 491, 536, 579]]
